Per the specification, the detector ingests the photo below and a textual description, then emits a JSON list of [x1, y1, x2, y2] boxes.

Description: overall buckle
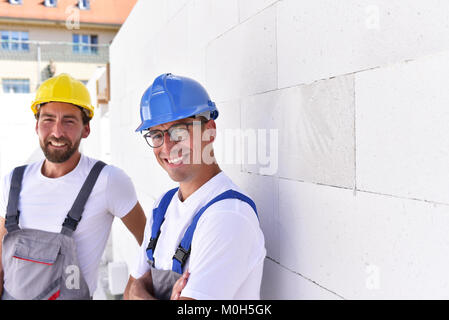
[[62, 215, 82, 231], [173, 245, 191, 266]]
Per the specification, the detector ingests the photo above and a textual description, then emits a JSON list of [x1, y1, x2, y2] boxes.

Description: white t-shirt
[[132, 172, 266, 300], [0, 154, 138, 294]]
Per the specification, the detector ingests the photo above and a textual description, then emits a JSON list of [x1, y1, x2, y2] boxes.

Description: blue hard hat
[[135, 73, 219, 132]]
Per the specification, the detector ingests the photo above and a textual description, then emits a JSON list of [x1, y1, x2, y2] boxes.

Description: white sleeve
[[130, 213, 153, 279], [105, 166, 138, 218], [181, 208, 258, 300], [0, 172, 13, 219]]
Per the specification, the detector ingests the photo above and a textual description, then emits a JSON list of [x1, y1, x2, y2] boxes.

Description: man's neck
[[41, 152, 82, 178], [178, 164, 222, 202]]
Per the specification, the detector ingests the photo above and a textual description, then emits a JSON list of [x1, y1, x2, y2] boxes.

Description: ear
[[82, 122, 91, 139], [205, 119, 216, 129], [203, 119, 216, 143], [35, 120, 39, 135]]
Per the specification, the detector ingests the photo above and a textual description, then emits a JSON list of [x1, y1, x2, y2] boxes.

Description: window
[[9, 0, 22, 5], [44, 0, 57, 7], [78, 0, 90, 10], [0, 31, 29, 51], [90, 35, 98, 54], [72, 34, 98, 55], [2, 79, 30, 94]]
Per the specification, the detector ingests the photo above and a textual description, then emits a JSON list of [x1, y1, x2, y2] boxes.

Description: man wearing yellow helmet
[[0, 74, 146, 300]]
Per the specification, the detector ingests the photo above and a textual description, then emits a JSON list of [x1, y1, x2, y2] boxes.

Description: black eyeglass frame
[[142, 120, 206, 148]]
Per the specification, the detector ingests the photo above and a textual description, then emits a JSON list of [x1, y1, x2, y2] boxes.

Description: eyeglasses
[[142, 120, 205, 148]]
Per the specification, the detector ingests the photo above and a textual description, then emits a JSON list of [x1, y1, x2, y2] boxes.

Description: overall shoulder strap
[[146, 187, 179, 264], [172, 189, 258, 274], [61, 161, 107, 236], [5, 165, 27, 233]]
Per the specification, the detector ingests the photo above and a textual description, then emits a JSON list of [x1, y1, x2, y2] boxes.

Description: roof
[[0, 0, 138, 26]]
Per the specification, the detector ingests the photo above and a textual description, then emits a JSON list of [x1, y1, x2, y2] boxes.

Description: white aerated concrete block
[[150, 8, 190, 77], [261, 258, 343, 299], [166, 0, 190, 19], [238, 0, 278, 22], [356, 51, 449, 204], [108, 0, 449, 300], [236, 173, 280, 261], [214, 99, 243, 174], [206, 5, 277, 102], [277, 0, 449, 87], [279, 178, 449, 299], [188, 0, 239, 50], [242, 75, 355, 188]]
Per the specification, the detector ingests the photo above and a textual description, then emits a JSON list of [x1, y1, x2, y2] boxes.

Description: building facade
[[0, 0, 137, 93]]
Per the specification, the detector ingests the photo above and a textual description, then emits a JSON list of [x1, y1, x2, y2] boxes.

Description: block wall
[[109, 0, 449, 299]]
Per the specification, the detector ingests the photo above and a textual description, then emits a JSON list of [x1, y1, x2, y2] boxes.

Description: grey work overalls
[[1, 161, 106, 300], [147, 187, 258, 300]]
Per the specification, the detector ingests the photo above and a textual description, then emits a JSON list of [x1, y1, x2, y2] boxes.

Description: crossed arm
[[119, 202, 193, 300], [124, 270, 191, 300]]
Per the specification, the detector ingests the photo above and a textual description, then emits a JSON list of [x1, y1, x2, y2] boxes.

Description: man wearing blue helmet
[[125, 73, 266, 300]]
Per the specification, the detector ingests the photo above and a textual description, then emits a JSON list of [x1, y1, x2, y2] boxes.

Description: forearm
[[0, 217, 5, 297], [125, 271, 156, 300], [123, 276, 133, 300], [129, 278, 156, 300], [121, 202, 146, 246]]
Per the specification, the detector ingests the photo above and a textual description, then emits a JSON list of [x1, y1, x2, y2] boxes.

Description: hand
[[170, 270, 190, 300], [128, 271, 156, 300]]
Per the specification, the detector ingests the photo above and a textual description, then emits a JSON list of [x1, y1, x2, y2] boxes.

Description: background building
[[0, 0, 137, 92], [0, 0, 138, 300]]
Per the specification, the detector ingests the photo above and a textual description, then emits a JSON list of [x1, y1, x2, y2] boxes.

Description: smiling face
[[35, 102, 90, 164], [150, 117, 216, 184]]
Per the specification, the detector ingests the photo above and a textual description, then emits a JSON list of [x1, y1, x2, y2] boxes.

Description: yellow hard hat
[[31, 73, 94, 119]]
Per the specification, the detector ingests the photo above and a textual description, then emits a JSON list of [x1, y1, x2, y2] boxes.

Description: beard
[[40, 136, 81, 163]]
